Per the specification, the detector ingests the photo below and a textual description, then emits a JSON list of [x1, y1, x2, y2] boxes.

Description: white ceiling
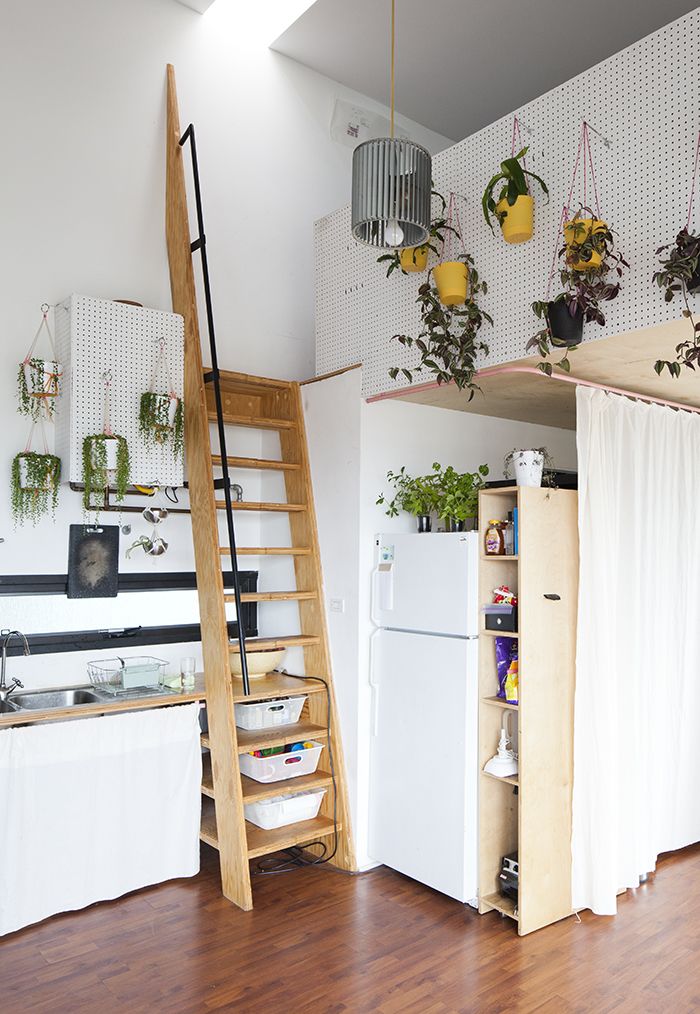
[[272, 0, 698, 142]]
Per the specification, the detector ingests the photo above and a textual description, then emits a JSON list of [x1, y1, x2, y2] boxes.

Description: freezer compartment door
[[368, 629, 478, 903], [372, 532, 478, 637]]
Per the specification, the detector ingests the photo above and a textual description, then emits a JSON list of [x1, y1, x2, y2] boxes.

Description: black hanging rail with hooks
[[178, 121, 252, 696]]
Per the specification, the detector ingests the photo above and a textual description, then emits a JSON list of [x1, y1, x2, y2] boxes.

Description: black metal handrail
[[179, 123, 251, 696]]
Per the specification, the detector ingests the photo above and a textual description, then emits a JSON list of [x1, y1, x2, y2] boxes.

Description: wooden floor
[[2, 844, 700, 1013]]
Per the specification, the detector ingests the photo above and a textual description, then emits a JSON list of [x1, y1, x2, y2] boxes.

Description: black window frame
[[0, 571, 258, 656]]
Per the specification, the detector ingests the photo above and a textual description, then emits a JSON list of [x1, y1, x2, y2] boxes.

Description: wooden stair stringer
[[165, 65, 252, 912], [265, 381, 357, 872]]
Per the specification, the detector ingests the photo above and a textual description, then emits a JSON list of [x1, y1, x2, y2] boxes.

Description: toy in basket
[[87, 656, 168, 696], [239, 741, 325, 783]]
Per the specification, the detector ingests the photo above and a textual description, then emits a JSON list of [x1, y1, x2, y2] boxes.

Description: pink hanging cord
[[686, 130, 700, 229], [511, 116, 529, 192], [102, 372, 113, 437]]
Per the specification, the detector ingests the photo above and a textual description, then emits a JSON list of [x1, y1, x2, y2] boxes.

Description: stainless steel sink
[[11, 688, 104, 710], [0, 699, 19, 714]]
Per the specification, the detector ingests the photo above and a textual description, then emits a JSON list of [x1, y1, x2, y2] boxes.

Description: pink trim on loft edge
[[366, 364, 700, 416]]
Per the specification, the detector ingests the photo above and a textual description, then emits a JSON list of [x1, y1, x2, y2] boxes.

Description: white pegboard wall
[[54, 294, 185, 485], [315, 10, 700, 399]]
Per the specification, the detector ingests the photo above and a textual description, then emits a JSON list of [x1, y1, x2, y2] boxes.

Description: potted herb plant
[[11, 451, 61, 526], [651, 228, 700, 376], [376, 467, 439, 533], [503, 447, 554, 488], [82, 433, 130, 512], [139, 392, 184, 456], [377, 190, 456, 277], [390, 254, 492, 397], [432, 462, 489, 531], [482, 147, 548, 245]]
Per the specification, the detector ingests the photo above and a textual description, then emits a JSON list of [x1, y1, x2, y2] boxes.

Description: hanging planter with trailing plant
[[11, 421, 61, 526], [482, 119, 548, 245], [432, 193, 470, 306], [377, 190, 456, 277], [82, 433, 130, 512], [139, 339, 184, 457], [82, 372, 130, 513], [16, 304, 62, 421], [652, 131, 700, 377], [389, 251, 492, 397], [528, 126, 628, 374]]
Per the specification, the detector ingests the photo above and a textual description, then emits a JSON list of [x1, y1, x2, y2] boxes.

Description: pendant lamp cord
[[390, 0, 395, 139]]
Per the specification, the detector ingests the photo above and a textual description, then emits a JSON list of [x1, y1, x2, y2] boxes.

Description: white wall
[[304, 367, 577, 868], [0, 0, 449, 686]]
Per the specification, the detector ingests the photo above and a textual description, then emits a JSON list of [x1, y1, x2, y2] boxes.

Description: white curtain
[[572, 386, 700, 916], [0, 703, 202, 936]]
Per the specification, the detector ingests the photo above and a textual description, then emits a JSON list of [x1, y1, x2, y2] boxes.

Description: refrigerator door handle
[[368, 627, 380, 687], [369, 627, 380, 735]]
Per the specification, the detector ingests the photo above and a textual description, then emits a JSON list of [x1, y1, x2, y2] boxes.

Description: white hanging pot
[[23, 359, 62, 400], [512, 450, 544, 487], [91, 436, 120, 471]]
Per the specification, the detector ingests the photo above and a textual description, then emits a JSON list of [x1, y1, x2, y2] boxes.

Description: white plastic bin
[[239, 741, 324, 783], [244, 789, 327, 830], [234, 695, 306, 731]]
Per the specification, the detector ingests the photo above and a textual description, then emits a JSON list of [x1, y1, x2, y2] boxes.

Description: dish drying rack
[[87, 656, 169, 696]]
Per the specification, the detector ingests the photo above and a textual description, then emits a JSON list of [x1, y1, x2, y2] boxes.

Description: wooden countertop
[[0, 674, 207, 729]]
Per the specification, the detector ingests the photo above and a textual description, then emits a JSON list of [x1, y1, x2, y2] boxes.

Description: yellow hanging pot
[[400, 245, 429, 273], [496, 194, 534, 244], [564, 218, 607, 270], [433, 261, 468, 306]]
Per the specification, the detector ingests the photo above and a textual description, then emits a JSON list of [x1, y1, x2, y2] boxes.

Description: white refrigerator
[[368, 531, 479, 904]]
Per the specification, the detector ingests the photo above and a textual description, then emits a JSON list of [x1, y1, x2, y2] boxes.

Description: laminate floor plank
[[2, 844, 700, 1013]]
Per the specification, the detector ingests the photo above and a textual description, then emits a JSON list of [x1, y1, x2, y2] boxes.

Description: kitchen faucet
[[0, 629, 29, 702]]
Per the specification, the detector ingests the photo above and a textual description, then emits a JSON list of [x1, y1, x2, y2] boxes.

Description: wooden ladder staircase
[[165, 65, 355, 910]]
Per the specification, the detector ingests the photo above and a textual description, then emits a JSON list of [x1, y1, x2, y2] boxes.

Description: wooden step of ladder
[[166, 63, 355, 914]]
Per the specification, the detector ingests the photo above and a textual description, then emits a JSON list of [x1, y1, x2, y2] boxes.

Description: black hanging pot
[[547, 299, 584, 347], [416, 514, 432, 534], [689, 264, 700, 294]]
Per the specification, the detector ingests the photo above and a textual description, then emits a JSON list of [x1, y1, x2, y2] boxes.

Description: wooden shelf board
[[231, 673, 327, 703], [204, 366, 293, 394], [480, 629, 519, 639], [227, 590, 317, 604], [237, 721, 327, 755], [482, 769, 519, 788], [208, 410, 296, 430], [246, 815, 339, 859], [222, 546, 312, 556], [212, 455, 300, 471], [480, 554, 518, 561], [481, 891, 518, 922], [481, 695, 518, 711], [217, 501, 306, 513], [241, 770, 333, 803], [229, 635, 321, 654]]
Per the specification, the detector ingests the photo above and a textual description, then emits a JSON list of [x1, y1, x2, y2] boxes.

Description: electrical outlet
[[329, 598, 345, 613]]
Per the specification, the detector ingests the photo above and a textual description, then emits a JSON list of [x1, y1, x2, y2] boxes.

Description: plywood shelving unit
[[478, 486, 578, 936]]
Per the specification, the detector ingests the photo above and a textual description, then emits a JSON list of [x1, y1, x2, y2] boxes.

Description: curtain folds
[[572, 386, 700, 916]]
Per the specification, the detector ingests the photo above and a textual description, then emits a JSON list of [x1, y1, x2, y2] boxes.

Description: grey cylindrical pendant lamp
[[351, 137, 432, 249]]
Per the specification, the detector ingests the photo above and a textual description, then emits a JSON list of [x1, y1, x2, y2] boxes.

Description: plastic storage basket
[[244, 788, 327, 830], [239, 741, 324, 783], [87, 656, 168, 695], [234, 695, 306, 731]]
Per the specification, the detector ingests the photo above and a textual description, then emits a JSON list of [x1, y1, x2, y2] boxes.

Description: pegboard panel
[[55, 294, 185, 485], [315, 11, 700, 399]]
